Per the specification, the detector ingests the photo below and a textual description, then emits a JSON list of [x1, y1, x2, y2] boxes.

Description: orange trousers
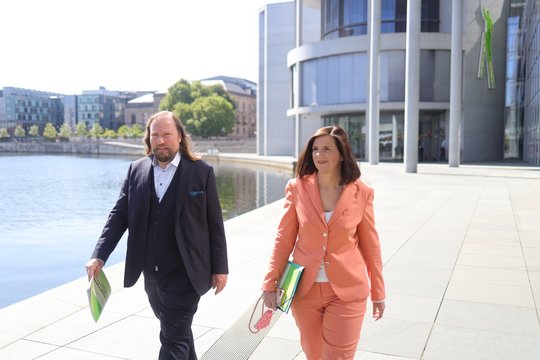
[[291, 282, 367, 360]]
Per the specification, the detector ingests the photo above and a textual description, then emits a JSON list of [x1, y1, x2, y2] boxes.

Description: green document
[[277, 261, 304, 313], [87, 270, 111, 322]]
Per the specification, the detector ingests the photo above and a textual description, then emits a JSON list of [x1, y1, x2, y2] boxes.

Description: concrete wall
[[0, 138, 256, 156], [258, 2, 296, 156]]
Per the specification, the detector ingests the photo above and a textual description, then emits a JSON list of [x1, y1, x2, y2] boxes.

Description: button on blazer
[[263, 174, 385, 302]]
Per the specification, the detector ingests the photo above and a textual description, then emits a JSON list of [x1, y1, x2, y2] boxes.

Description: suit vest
[[144, 166, 188, 281]]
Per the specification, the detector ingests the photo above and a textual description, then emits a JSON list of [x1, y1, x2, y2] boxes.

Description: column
[[449, 0, 463, 167], [404, 0, 421, 173], [368, 0, 381, 164]]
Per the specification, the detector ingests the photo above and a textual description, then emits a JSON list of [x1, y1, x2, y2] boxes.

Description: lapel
[[303, 174, 326, 226], [140, 157, 153, 212], [327, 181, 357, 228], [174, 157, 194, 218]]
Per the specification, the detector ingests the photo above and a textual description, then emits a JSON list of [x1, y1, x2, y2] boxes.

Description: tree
[[14, 125, 25, 138], [186, 94, 235, 138], [160, 79, 194, 111], [28, 125, 39, 137], [58, 124, 72, 140], [131, 124, 143, 138], [102, 129, 117, 139], [0, 128, 9, 140], [117, 124, 131, 138], [173, 102, 193, 125], [75, 122, 88, 137], [43, 123, 57, 141], [89, 123, 104, 138]]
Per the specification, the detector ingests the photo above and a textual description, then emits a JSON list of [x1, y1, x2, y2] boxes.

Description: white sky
[[0, 0, 285, 95]]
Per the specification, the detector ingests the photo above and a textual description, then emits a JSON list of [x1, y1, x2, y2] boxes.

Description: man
[[86, 111, 228, 360]]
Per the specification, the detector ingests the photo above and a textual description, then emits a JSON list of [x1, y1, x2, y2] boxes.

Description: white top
[[152, 153, 181, 202], [315, 211, 333, 282]]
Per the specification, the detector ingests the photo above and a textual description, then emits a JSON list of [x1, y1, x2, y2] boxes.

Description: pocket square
[[189, 190, 205, 197]]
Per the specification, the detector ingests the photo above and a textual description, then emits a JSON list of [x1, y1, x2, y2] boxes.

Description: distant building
[[0, 87, 64, 132], [78, 87, 154, 130], [200, 76, 257, 140], [124, 90, 166, 127]]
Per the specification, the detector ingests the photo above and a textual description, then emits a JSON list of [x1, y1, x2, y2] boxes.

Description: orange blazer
[[262, 174, 385, 302]]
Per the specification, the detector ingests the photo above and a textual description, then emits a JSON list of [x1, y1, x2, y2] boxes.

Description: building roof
[[128, 93, 154, 104], [200, 75, 257, 97]]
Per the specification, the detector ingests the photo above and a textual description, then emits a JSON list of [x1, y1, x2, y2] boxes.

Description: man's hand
[[212, 274, 228, 295], [85, 258, 104, 281], [372, 301, 386, 321]]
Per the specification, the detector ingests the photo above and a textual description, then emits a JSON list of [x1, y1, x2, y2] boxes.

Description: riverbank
[[0, 138, 256, 156]]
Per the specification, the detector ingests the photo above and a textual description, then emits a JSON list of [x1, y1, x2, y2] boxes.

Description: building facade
[[0, 87, 64, 132], [259, 0, 540, 166], [201, 76, 257, 140], [124, 91, 166, 127]]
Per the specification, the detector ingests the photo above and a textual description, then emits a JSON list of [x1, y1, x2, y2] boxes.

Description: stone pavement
[[0, 159, 539, 359]]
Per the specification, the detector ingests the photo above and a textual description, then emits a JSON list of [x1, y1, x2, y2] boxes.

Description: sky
[[0, 0, 284, 95]]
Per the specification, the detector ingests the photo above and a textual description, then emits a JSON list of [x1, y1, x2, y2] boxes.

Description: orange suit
[[262, 174, 385, 359]]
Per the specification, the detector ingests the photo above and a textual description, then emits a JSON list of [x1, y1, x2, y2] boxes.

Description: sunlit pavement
[[1, 158, 539, 359]]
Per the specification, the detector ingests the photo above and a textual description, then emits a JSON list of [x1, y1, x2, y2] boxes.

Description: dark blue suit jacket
[[91, 156, 229, 296]]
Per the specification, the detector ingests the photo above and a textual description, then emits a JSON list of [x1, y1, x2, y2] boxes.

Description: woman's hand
[[263, 291, 278, 311], [372, 301, 385, 321]]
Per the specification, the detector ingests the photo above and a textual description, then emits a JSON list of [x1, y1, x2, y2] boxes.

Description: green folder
[[87, 270, 111, 322], [277, 261, 304, 313]]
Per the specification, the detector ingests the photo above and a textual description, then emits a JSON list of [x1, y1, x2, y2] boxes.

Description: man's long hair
[[143, 111, 199, 161]]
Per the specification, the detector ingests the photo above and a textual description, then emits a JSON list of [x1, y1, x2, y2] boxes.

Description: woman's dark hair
[[296, 125, 360, 185], [143, 111, 199, 161]]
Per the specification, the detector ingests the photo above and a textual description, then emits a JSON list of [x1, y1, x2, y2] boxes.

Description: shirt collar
[[152, 152, 181, 169]]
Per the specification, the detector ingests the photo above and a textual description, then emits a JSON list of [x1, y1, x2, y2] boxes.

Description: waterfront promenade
[[0, 157, 539, 359]]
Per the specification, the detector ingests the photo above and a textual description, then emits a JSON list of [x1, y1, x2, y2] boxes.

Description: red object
[[254, 310, 273, 330]]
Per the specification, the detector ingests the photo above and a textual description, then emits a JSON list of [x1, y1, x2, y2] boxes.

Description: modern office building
[[259, 0, 540, 167], [0, 87, 64, 132]]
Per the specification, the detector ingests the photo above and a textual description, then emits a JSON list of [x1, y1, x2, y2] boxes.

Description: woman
[[262, 125, 386, 360]]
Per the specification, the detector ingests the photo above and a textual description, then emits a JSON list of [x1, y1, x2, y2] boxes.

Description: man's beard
[[153, 148, 177, 163]]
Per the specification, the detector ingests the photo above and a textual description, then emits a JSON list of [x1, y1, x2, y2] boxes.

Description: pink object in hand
[[254, 310, 273, 330]]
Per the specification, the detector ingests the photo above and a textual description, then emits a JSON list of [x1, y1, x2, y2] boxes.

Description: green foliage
[[89, 122, 104, 138], [58, 124, 72, 139], [75, 122, 88, 137], [0, 128, 9, 139], [162, 79, 236, 138], [160, 79, 194, 111], [102, 129, 118, 139], [117, 125, 131, 138], [173, 102, 193, 124], [14, 125, 26, 138], [117, 124, 143, 138], [43, 123, 57, 140], [28, 125, 39, 137], [131, 124, 143, 138], [186, 95, 235, 138]]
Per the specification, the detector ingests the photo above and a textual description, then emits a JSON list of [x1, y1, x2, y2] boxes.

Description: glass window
[[322, 0, 368, 39], [419, 50, 450, 102], [381, 0, 439, 33], [380, 51, 406, 102], [300, 53, 367, 107], [323, 113, 366, 159]]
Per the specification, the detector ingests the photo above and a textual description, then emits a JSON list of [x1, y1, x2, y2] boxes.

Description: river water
[[0, 154, 292, 308]]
